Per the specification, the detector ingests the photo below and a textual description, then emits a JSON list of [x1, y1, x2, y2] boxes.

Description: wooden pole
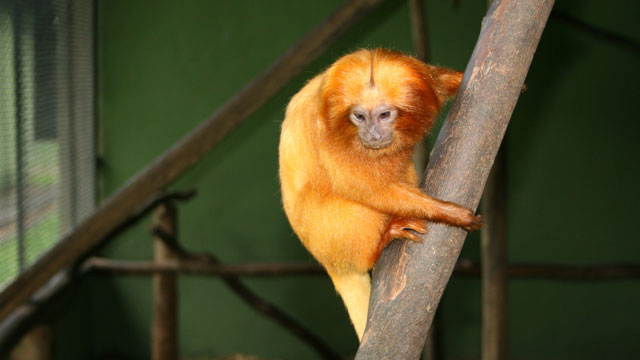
[[0, 0, 386, 322], [356, 1, 554, 358], [409, 0, 431, 175], [408, 0, 430, 61], [481, 148, 508, 360], [151, 203, 178, 360]]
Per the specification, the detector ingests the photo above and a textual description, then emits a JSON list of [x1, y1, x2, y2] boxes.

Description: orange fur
[[279, 49, 482, 339]]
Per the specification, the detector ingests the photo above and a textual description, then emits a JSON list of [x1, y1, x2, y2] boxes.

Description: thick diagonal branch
[[356, 0, 555, 358]]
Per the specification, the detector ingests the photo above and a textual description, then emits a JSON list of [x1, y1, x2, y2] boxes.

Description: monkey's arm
[[346, 182, 481, 231], [384, 183, 481, 230]]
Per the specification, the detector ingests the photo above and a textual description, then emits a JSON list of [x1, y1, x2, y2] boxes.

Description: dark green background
[[51, 0, 639, 359]]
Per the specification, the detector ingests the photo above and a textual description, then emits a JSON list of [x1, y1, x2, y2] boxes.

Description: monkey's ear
[[429, 66, 464, 103]]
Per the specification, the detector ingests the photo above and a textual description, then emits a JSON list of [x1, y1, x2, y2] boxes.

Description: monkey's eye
[[379, 111, 391, 120], [352, 112, 366, 122]]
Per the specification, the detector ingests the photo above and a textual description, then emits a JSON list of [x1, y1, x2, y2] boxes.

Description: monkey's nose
[[368, 131, 383, 142]]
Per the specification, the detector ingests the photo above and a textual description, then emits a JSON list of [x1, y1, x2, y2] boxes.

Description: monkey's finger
[[400, 230, 424, 243]]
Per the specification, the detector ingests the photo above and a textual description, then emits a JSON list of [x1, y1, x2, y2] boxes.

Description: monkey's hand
[[420, 197, 483, 232], [456, 208, 483, 231]]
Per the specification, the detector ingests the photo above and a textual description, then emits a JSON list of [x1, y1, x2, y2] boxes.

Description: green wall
[[51, 0, 639, 359]]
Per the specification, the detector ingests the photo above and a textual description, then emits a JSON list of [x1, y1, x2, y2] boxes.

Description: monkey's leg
[[327, 270, 371, 340]]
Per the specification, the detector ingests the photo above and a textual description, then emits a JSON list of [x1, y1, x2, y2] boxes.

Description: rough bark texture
[[356, 1, 555, 359], [0, 0, 385, 323]]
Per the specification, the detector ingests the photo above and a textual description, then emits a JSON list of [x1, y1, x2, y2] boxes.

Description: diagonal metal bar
[[356, 0, 555, 358], [0, 0, 386, 322]]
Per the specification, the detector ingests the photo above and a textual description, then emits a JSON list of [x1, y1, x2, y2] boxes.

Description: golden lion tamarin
[[279, 48, 482, 339]]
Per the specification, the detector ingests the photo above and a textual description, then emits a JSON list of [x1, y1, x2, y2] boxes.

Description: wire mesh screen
[[0, 0, 95, 290]]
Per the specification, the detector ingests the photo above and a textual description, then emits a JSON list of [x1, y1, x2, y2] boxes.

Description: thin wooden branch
[[84, 257, 640, 281], [217, 270, 341, 360], [2, 258, 637, 356], [110, 190, 196, 244], [456, 262, 640, 281], [357, 1, 555, 358], [175, 247, 340, 360], [0, 0, 386, 322], [142, 231, 338, 360]]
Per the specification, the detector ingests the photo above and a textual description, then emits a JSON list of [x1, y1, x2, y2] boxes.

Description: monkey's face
[[349, 104, 398, 149], [321, 49, 451, 155]]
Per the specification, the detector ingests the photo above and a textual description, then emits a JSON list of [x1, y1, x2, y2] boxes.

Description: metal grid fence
[[0, 0, 95, 290]]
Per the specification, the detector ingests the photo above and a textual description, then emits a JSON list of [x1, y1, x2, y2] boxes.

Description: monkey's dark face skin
[[349, 104, 398, 149]]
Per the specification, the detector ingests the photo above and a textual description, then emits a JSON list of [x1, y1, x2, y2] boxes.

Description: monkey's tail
[[328, 270, 371, 340]]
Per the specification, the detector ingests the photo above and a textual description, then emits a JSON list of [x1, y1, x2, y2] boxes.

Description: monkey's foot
[[385, 217, 428, 243], [380, 217, 427, 249], [371, 218, 427, 265]]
